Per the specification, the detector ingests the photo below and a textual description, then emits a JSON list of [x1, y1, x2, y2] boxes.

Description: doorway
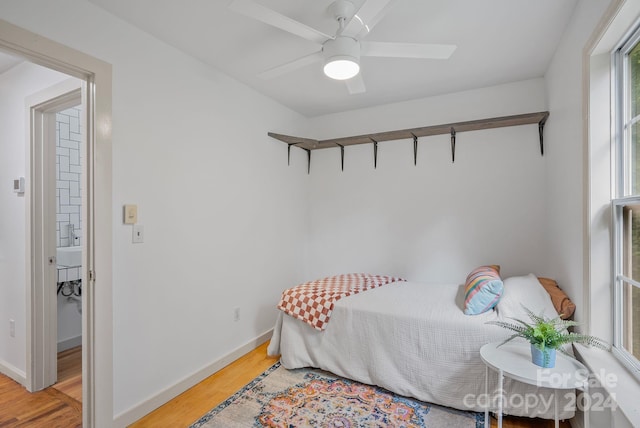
[[0, 17, 114, 427], [29, 86, 84, 402]]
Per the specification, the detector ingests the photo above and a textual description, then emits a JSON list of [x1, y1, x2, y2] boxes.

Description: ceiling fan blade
[[361, 41, 456, 59], [258, 51, 323, 79], [229, 0, 331, 45], [345, 73, 366, 94], [342, 0, 398, 38]]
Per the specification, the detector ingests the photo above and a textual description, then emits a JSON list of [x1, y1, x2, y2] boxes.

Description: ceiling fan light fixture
[[323, 36, 360, 80], [324, 57, 360, 80]]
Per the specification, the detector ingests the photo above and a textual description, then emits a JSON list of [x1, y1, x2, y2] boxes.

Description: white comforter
[[267, 275, 574, 420]]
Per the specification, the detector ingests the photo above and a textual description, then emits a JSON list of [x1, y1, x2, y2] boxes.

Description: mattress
[[267, 278, 574, 420]]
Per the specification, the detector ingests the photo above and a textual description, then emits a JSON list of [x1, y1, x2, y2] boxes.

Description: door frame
[[27, 83, 82, 391], [0, 19, 113, 427]]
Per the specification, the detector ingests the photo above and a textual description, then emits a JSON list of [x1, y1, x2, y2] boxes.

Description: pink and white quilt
[[277, 273, 405, 330]]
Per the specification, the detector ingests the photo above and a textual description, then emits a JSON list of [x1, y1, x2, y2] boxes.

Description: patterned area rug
[[190, 362, 484, 427]]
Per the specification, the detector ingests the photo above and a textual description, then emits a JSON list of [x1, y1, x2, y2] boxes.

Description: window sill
[[573, 345, 640, 426]]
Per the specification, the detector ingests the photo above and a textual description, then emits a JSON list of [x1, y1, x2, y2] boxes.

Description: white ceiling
[[90, 0, 578, 117]]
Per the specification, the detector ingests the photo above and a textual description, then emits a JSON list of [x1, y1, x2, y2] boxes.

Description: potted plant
[[487, 305, 609, 368]]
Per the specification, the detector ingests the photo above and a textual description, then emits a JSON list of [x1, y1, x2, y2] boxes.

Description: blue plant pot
[[530, 344, 556, 368]]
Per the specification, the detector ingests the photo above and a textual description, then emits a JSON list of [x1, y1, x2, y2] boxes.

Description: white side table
[[480, 342, 589, 428]]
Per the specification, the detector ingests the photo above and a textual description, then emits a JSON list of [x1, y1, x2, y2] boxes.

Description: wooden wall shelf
[[269, 111, 549, 172]]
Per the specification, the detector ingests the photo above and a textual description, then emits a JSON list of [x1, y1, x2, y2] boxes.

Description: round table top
[[480, 341, 588, 390]]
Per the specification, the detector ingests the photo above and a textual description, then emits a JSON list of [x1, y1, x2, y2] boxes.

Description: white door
[[28, 84, 83, 391]]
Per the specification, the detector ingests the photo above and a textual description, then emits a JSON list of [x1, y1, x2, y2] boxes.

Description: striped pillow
[[463, 265, 503, 315]]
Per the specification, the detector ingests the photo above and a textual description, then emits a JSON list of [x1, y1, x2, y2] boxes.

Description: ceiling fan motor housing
[[323, 36, 360, 80]]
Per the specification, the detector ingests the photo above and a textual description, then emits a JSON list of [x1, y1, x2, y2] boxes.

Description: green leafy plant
[[486, 305, 610, 356]]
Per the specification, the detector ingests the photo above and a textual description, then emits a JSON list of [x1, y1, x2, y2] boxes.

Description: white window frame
[[611, 199, 640, 376], [612, 24, 640, 378]]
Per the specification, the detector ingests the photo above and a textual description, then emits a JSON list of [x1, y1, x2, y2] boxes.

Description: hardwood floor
[[132, 341, 569, 428], [0, 347, 82, 427], [53, 346, 82, 403], [0, 343, 569, 427], [131, 341, 280, 427]]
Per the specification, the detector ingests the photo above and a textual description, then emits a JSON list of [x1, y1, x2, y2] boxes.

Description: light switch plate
[[133, 224, 144, 243], [124, 204, 137, 224]]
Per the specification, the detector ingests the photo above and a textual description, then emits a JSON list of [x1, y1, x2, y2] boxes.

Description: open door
[[28, 83, 83, 391]]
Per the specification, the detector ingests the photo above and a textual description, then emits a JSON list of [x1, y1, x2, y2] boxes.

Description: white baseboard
[[0, 359, 27, 386], [112, 329, 273, 427], [58, 335, 82, 352]]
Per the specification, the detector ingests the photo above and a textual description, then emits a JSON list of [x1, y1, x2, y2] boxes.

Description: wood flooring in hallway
[[0, 346, 81, 427]]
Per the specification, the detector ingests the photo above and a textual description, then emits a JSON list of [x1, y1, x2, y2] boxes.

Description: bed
[[267, 272, 575, 420]]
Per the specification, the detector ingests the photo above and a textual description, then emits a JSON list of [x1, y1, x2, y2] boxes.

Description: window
[[613, 27, 640, 374]]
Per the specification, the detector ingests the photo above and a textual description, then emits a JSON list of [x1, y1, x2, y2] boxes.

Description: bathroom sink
[[57, 246, 82, 267]]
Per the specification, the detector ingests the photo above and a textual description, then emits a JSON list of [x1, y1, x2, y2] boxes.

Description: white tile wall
[[55, 109, 83, 346], [56, 106, 82, 249], [56, 267, 81, 282]]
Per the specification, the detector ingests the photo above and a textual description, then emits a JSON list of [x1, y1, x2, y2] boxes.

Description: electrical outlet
[[9, 319, 15, 338], [234, 307, 240, 322], [133, 224, 144, 243]]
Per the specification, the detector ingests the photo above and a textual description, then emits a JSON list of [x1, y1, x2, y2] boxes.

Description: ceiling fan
[[228, 0, 456, 94]]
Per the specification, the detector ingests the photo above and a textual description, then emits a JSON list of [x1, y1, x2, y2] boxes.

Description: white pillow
[[496, 273, 558, 321]]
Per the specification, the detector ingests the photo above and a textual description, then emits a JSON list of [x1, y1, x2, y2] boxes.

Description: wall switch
[[233, 307, 240, 322], [132, 224, 144, 243], [123, 204, 138, 224], [9, 319, 15, 338]]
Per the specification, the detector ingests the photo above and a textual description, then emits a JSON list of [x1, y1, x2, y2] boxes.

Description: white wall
[[545, 1, 640, 426], [0, 61, 71, 380], [304, 79, 549, 283], [108, 32, 308, 424], [544, 0, 612, 328], [0, 0, 309, 421]]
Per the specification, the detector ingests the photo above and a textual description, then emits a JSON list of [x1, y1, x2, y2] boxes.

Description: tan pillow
[[537, 277, 576, 320]]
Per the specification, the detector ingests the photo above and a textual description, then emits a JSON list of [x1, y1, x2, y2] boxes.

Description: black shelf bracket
[[371, 138, 378, 169], [450, 127, 456, 163], [304, 148, 311, 174], [287, 143, 294, 165], [337, 144, 345, 171], [538, 117, 547, 156], [412, 133, 418, 166]]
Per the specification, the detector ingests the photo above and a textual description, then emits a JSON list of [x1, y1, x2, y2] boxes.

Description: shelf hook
[[370, 138, 378, 169], [303, 148, 311, 174], [287, 143, 294, 166], [412, 133, 418, 166], [450, 127, 456, 163], [337, 144, 345, 171], [538, 121, 545, 156]]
